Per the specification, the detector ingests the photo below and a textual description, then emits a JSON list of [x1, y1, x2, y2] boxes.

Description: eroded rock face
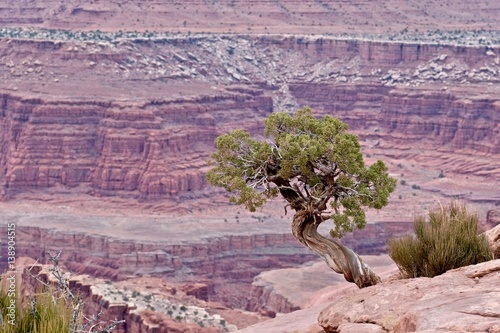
[[0, 91, 272, 200], [1, 224, 317, 310], [317, 259, 500, 333], [1, 0, 500, 36], [0, 34, 499, 203]]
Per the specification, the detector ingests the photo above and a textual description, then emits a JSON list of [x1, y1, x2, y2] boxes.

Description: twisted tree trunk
[[291, 212, 381, 288]]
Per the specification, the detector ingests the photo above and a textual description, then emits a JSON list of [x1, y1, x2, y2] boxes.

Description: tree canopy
[[207, 107, 396, 238]]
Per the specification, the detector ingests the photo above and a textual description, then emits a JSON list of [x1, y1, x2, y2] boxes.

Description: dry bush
[[0, 252, 124, 332], [388, 201, 493, 278]]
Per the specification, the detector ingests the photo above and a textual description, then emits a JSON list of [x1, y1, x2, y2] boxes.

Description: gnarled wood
[[291, 212, 381, 288]]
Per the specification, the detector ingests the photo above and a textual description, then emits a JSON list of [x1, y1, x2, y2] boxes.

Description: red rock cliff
[[1, 34, 499, 200], [0, 92, 273, 199]]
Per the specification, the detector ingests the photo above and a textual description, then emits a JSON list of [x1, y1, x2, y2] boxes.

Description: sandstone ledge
[[237, 259, 500, 333], [318, 259, 500, 333]]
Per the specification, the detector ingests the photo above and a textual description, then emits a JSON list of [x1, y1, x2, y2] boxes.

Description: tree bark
[[291, 212, 381, 288]]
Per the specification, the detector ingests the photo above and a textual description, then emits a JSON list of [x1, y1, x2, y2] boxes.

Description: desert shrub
[[388, 201, 493, 278], [0, 284, 75, 333], [0, 252, 124, 332]]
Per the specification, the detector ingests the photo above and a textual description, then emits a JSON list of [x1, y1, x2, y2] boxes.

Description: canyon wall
[[289, 83, 500, 154], [1, 32, 499, 321], [22, 265, 217, 333], [1, 220, 413, 310], [2, 224, 317, 310], [1, 0, 498, 35], [1, 35, 499, 201], [0, 91, 273, 200]]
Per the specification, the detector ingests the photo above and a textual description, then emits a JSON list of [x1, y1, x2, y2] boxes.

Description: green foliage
[[0, 285, 76, 333], [206, 129, 274, 212], [388, 201, 493, 278], [207, 107, 396, 237]]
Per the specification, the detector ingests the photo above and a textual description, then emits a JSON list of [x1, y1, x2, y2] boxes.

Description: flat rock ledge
[[318, 259, 500, 333]]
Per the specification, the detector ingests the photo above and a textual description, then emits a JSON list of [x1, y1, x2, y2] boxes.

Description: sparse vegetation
[[0, 252, 124, 333], [0, 27, 499, 47], [388, 201, 493, 278], [0, 284, 75, 333], [98, 284, 233, 331]]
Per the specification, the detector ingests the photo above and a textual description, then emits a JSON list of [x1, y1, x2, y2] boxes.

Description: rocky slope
[[237, 259, 500, 333], [236, 212, 500, 332], [21, 261, 238, 333], [1, 223, 316, 310]]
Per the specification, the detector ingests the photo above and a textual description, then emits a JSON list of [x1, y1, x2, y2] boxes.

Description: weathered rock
[[247, 255, 399, 314], [485, 224, 500, 259], [318, 259, 500, 333], [236, 305, 324, 333], [1, 35, 500, 202], [0, 223, 317, 310], [487, 209, 500, 226], [182, 283, 211, 301], [0, 91, 273, 200]]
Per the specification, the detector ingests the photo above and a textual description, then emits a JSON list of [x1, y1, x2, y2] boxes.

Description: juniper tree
[[207, 107, 396, 287]]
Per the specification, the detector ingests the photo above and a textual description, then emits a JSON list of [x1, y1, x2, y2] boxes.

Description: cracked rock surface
[[318, 259, 500, 333]]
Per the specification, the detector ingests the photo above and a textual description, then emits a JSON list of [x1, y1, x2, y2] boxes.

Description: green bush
[[388, 201, 493, 278]]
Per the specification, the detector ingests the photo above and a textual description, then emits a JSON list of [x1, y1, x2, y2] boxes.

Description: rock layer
[[0, 0, 498, 34], [1, 35, 499, 202], [0, 220, 412, 311], [21, 263, 223, 333], [1, 224, 316, 310]]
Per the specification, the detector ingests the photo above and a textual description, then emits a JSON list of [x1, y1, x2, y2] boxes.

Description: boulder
[[485, 224, 500, 259]]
